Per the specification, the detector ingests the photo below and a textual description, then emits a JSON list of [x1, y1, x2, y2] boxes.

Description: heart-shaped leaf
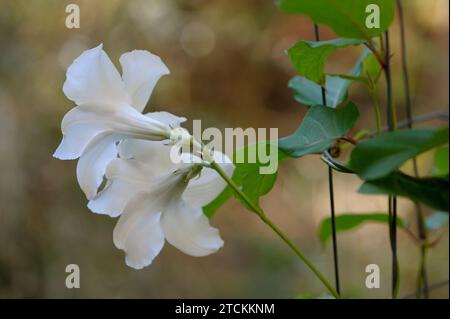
[[277, 0, 395, 40], [203, 142, 286, 217], [287, 38, 363, 85], [319, 212, 407, 244], [288, 49, 379, 108], [279, 102, 359, 158], [349, 127, 449, 180], [359, 171, 449, 211]]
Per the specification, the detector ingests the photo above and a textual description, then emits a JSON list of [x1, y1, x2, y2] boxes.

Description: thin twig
[[385, 31, 395, 132], [384, 30, 400, 299], [396, 0, 430, 298], [395, 111, 449, 129], [368, 111, 449, 136], [314, 23, 341, 296], [392, 197, 400, 298], [327, 165, 340, 294], [397, 0, 414, 131]]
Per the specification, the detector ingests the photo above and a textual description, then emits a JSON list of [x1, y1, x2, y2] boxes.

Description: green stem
[[416, 207, 429, 298], [367, 81, 382, 136], [258, 211, 341, 299], [417, 243, 429, 298], [200, 145, 340, 299]]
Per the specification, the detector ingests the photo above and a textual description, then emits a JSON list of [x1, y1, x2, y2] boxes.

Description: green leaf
[[203, 187, 233, 218], [289, 75, 348, 108], [203, 142, 287, 217], [287, 38, 363, 85], [279, 102, 359, 158], [362, 49, 382, 82], [232, 143, 286, 206], [277, 0, 395, 40], [425, 212, 449, 231], [319, 212, 407, 244], [433, 146, 449, 176], [359, 171, 450, 211], [338, 47, 382, 83], [349, 128, 449, 180], [288, 49, 378, 108]]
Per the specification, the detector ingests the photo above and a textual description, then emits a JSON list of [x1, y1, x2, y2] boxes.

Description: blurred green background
[[0, 0, 448, 298]]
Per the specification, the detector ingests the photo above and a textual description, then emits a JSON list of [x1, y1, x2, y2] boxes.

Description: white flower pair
[[54, 44, 234, 269]]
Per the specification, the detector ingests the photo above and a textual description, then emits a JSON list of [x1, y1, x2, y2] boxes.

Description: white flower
[[88, 139, 235, 269], [53, 44, 186, 199]]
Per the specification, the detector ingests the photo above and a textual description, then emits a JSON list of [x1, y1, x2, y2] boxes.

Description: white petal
[[120, 50, 170, 112], [90, 103, 170, 140], [76, 136, 117, 199], [53, 107, 109, 159], [183, 151, 235, 207], [145, 112, 186, 128], [118, 139, 178, 174], [113, 193, 165, 269], [63, 44, 131, 106], [88, 159, 152, 217], [161, 200, 224, 257], [54, 104, 172, 160], [89, 158, 185, 217]]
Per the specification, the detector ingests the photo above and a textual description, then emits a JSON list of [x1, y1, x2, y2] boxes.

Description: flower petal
[[76, 136, 117, 199], [53, 107, 110, 160], [118, 139, 178, 174], [145, 112, 186, 128], [88, 158, 152, 217], [120, 50, 170, 112], [91, 103, 170, 140], [54, 104, 172, 160], [113, 193, 165, 269], [63, 44, 131, 106], [161, 200, 224, 257], [183, 151, 235, 207]]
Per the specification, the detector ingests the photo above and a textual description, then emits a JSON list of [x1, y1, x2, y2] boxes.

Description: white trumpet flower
[[88, 139, 234, 269], [53, 44, 185, 199]]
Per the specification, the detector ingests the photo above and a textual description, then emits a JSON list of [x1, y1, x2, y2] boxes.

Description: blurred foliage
[[0, 0, 448, 298]]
